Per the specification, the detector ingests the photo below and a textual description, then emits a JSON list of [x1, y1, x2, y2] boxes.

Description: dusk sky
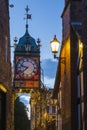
[[9, 0, 64, 116]]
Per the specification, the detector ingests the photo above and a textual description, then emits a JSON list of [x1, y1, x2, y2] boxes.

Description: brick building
[[0, 0, 13, 130], [53, 0, 87, 130]]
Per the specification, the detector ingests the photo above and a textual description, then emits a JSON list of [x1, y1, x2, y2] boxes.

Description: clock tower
[[13, 6, 40, 90]]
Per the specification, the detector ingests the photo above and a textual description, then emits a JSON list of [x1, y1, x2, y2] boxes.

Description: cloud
[[19, 94, 31, 119], [41, 58, 58, 88], [41, 58, 58, 78], [44, 76, 55, 88], [26, 104, 31, 119], [20, 94, 30, 105]]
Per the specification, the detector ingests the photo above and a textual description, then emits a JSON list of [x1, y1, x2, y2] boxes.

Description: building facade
[[0, 0, 13, 130], [30, 86, 47, 130], [30, 88, 57, 130], [53, 0, 87, 130], [46, 89, 57, 130]]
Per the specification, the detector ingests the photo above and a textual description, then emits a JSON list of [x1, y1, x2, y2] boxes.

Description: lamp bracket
[[54, 54, 66, 65]]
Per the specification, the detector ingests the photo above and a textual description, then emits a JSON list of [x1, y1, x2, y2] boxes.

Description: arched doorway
[[14, 93, 31, 130]]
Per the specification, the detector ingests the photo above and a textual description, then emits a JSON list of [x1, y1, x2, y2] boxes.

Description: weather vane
[[25, 5, 32, 29]]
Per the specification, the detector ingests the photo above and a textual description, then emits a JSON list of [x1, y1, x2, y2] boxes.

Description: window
[[46, 106, 49, 114], [52, 106, 56, 114]]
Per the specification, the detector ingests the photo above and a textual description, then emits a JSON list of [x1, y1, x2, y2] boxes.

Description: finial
[[37, 38, 41, 45], [37, 38, 41, 48], [14, 37, 18, 43], [25, 5, 32, 30], [14, 37, 18, 48]]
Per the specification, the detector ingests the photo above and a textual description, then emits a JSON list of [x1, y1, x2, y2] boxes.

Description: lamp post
[[50, 35, 66, 65]]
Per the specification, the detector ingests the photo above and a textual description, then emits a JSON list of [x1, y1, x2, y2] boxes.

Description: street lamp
[[50, 35, 60, 54], [50, 35, 66, 64]]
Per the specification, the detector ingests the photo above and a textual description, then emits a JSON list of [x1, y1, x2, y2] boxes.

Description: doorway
[[0, 91, 6, 130]]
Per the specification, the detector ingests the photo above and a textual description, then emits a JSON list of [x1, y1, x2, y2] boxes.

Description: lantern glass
[[50, 35, 60, 53]]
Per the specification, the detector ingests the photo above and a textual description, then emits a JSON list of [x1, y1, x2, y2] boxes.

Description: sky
[[9, 0, 64, 118], [19, 94, 31, 119], [10, 0, 64, 88]]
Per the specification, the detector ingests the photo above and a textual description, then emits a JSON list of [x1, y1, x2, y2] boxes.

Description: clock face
[[16, 58, 38, 78]]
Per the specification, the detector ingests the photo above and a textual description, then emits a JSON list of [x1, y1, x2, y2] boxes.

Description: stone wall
[[0, 0, 13, 130], [61, 0, 85, 130]]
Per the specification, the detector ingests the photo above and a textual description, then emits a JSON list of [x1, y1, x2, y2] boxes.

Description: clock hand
[[18, 65, 28, 74], [21, 64, 28, 69]]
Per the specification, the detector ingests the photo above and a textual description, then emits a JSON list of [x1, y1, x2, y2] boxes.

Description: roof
[[18, 29, 36, 46], [15, 28, 38, 52]]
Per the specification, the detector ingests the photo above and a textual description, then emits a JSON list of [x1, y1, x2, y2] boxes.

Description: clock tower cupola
[[14, 6, 40, 89]]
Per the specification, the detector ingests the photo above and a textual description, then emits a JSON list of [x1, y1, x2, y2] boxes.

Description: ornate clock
[[16, 57, 38, 79]]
